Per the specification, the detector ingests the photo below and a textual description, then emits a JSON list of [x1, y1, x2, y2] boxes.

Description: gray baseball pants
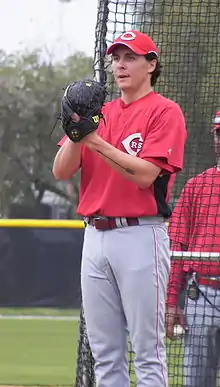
[[184, 284, 220, 387], [81, 218, 170, 387]]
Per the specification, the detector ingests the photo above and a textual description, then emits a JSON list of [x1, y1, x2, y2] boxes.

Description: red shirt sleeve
[[140, 103, 187, 173], [57, 135, 68, 147], [169, 182, 192, 248], [144, 157, 175, 174], [166, 182, 192, 306], [166, 258, 186, 306]]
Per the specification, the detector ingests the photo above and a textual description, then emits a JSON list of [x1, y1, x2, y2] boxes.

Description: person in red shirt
[[166, 111, 220, 387], [53, 30, 186, 387]]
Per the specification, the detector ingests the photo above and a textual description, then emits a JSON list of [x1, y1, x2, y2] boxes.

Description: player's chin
[[116, 78, 132, 91]]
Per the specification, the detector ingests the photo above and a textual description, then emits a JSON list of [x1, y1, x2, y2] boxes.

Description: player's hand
[[71, 113, 80, 122], [81, 131, 102, 147], [165, 305, 187, 339]]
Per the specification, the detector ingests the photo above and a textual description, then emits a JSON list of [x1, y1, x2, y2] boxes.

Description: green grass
[[0, 308, 80, 317], [0, 318, 79, 385], [0, 308, 184, 386], [167, 339, 184, 386]]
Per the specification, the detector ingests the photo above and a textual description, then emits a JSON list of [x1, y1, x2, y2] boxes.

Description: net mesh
[[75, 0, 220, 386]]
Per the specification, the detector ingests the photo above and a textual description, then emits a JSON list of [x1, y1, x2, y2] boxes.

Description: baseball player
[[53, 30, 187, 387], [166, 111, 220, 387]]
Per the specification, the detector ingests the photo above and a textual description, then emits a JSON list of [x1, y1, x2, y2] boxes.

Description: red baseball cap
[[212, 111, 220, 132], [106, 30, 159, 56]]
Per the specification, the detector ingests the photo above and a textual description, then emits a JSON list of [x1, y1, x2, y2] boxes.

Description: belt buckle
[[93, 216, 102, 222], [93, 217, 109, 231]]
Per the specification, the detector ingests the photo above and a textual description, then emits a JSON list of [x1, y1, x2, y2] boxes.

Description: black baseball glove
[[60, 79, 106, 143]]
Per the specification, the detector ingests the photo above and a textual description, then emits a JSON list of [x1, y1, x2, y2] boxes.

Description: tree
[[0, 50, 93, 218]]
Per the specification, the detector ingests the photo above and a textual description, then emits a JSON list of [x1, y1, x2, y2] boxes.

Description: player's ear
[[147, 59, 157, 75], [145, 54, 162, 86], [144, 53, 158, 75]]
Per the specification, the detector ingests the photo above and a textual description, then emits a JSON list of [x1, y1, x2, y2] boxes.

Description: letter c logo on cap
[[120, 31, 136, 41]]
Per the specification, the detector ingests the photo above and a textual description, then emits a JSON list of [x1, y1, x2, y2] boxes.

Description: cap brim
[[106, 42, 151, 55]]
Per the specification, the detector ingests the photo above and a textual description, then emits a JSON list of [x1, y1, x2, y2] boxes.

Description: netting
[[75, 0, 220, 386]]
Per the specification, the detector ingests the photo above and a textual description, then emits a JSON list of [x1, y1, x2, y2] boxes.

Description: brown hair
[[145, 53, 162, 86]]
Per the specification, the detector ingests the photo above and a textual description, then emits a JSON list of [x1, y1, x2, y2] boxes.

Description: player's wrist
[[66, 138, 81, 147], [83, 132, 105, 149]]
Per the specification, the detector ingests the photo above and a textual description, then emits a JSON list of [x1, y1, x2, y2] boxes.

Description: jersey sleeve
[[144, 157, 175, 174], [169, 181, 192, 248], [166, 259, 186, 306], [57, 135, 68, 147], [140, 103, 187, 173], [166, 181, 192, 306]]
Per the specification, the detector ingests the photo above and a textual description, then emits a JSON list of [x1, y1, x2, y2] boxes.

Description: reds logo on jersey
[[122, 133, 143, 156]]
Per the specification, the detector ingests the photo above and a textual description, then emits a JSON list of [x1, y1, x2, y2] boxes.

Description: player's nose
[[116, 58, 126, 69]]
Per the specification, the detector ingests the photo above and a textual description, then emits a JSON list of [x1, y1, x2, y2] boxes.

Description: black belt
[[85, 216, 140, 231]]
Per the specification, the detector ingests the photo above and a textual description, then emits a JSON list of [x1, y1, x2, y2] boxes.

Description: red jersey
[[59, 92, 187, 217], [167, 167, 220, 306]]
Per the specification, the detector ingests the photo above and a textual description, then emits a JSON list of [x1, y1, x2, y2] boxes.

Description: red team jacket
[[167, 167, 220, 306], [59, 91, 187, 219]]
